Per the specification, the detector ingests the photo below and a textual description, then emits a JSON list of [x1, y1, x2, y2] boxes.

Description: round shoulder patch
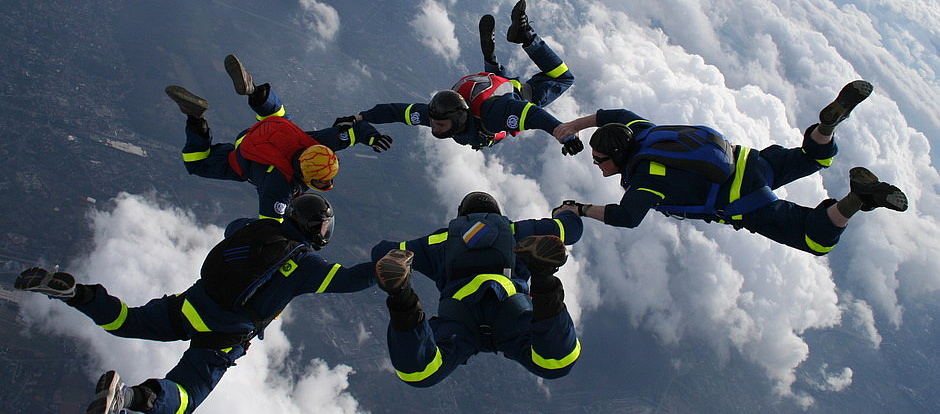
[[274, 201, 288, 215], [506, 115, 520, 130], [410, 112, 422, 125]]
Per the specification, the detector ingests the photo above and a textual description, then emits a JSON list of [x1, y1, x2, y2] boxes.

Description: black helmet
[[590, 123, 636, 167], [457, 191, 501, 216], [428, 90, 470, 138], [284, 194, 334, 250]]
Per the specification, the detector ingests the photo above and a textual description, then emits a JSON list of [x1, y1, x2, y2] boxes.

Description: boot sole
[[479, 14, 496, 56], [376, 250, 414, 292], [15, 271, 75, 297], [820, 80, 873, 126], [85, 371, 122, 414], [165, 86, 208, 116], [224, 54, 254, 95], [850, 167, 908, 212], [514, 235, 567, 268]]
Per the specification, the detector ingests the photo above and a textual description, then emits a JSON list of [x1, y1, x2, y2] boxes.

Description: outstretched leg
[[224, 54, 285, 118], [828, 166, 908, 227], [505, 1, 573, 107]]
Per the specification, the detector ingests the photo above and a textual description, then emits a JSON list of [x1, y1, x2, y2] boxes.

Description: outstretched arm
[[553, 113, 597, 143]]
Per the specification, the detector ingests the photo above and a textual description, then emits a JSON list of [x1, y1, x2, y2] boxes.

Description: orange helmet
[[298, 145, 339, 189]]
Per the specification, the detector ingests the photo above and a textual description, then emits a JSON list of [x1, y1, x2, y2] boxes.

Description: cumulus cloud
[[18, 193, 363, 414], [410, 0, 939, 405], [409, 0, 461, 65], [297, 0, 341, 49]]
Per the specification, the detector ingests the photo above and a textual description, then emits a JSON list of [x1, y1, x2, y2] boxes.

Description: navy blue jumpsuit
[[597, 108, 845, 255], [370, 211, 584, 387], [359, 36, 574, 149], [62, 219, 376, 414], [180, 86, 386, 220]]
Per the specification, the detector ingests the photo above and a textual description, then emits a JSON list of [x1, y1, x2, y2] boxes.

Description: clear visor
[[320, 216, 334, 243]]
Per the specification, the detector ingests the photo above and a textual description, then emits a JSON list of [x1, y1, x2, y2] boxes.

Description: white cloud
[[409, 0, 461, 65], [297, 0, 341, 50], [18, 193, 363, 414]]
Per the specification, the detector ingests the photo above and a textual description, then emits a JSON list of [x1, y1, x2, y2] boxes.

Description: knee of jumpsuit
[[151, 345, 246, 414], [388, 317, 477, 388], [803, 203, 846, 256], [523, 309, 581, 379], [800, 124, 838, 167]]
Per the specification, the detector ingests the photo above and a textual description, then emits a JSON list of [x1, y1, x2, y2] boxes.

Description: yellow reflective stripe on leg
[[452, 274, 516, 300], [649, 161, 666, 176], [545, 62, 569, 78], [174, 383, 190, 414], [532, 339, 581, 370], [316, 263, 342, 293], [396, 347, 443, 382], [518, 103, 534, 131], [182, 299, 211, 332], [805, 235, 835, 254], [182, 150, 210, 162], [728, 147, 751, 220], [553, 218, 566, 243], [427, 232, 448, 245], [399, 241, 407, 250], [404, 104, 416, 125], [637, 188, 665, 200], [256, 106, 287, 120], [100, 301, 129, 331]]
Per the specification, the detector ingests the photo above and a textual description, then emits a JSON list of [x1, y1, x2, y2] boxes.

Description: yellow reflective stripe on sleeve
[[279, 259, 298, 277], [256, 106, 287, 120], [100, 301, 128, 331], [399, 241, 407, 250], [638, 188, 666, 200], [181, 299, 211, 332], [174, 383, 190, 414], [347, 126, 357, 146], [649, 161, 666, 176], [801, 149, 834, 167], [553, 218, 566, 243], [728, 147, 751, 220], [518, 103, 534, 131], [396, 347, 443, 382], [404, 104, 416, 125], [532, 339, 581, 370], [805, 235, 835, 254], [545, 62, 569, 78], [427, 232, 448, 245], [182, 150, 210, 162], [510, 79, 522, 90], [316, 263, 342, 293], [233, 135, 245, 148], [624, 119, 651, 128], [452, 274, 517, 300], [258, 214, 284, 222]]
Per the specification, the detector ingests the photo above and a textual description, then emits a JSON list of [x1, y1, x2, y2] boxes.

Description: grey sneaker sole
[[376, 250, 414, 294], [224, 54, 254, 95], [819, 80, 873, 127], [514, 235, 567, 269], [165, 85, 208, 117], [15, 270, 75, 297], [85, 370, 124, 414]]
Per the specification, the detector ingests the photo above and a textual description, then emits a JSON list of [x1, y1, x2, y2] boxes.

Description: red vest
[[228, 117, 319, 180], [452, 72, 516, 118]]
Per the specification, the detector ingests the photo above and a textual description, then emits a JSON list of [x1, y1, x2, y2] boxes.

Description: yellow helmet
[[298, 145, 339, 189]]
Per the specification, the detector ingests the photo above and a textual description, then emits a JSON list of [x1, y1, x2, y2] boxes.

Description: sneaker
[[15, 267, 75, 298], [479, 14, 497, 63], [165, 85, 208, 118], [849, 167, 908, 212], [375, 250, 415, 294], [817, 80, 873, 135], [85, 370, 127, 414], [514, 235, 567, 274], [506, 0, 536, 45], [224, 54, 255, 96]]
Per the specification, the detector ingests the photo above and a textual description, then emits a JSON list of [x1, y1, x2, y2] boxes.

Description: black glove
[[369, 135, 393, 152], [332, 115, 357, 131], [561, 136, 584, 156]]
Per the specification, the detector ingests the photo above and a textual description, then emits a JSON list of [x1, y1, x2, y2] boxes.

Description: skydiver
[[552, 80, 909, 255], [166, 54, 394, 221], [16, 194, 378, 414], [334, 0, 584, 155], [370, 191, 583, 387]]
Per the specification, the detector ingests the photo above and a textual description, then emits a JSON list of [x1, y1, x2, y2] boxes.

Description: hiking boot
[[479, 14, 497, 63], [165, 85, 208, 118], [85, 370, 127, 414], [15, 267, 75, 298], [506, 0, 536, 45], [817, 80, 873, 135], [224, 54, 255, 96], [514, 235, 567, 274], [849, 167, 908, 212], [376, 249, 415, 295]]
